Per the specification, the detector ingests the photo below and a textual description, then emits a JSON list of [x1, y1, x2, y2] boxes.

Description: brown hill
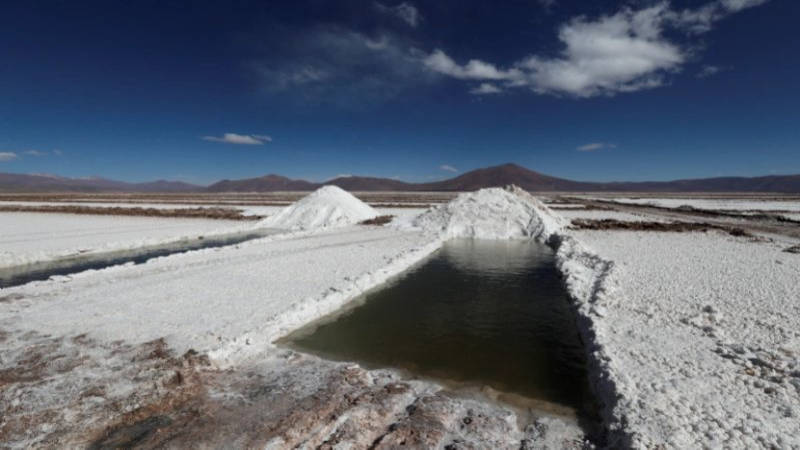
[[326, 176, 413, 191], [418, 163, 588, 191], [206, 174, 316, 192], [3, 164, 800, 193], [0, 173, 201, 193]]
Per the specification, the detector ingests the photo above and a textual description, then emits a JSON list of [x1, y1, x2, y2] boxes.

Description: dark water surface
[[280, 239, 595, 423], [0, 229, 280, 289]]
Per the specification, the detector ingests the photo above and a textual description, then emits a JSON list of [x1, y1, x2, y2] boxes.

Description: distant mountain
[[326, 176, 414, 191], [134, 180, 203, 192], [594, 175, 800, 193], [206, 174, 316, 192], [417, 163, 588, 191], [0, 173, 202, 193], [2, 165, 800, 193]]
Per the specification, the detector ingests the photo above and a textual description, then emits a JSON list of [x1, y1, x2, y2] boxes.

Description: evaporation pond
[[280, 238, 594, 420]]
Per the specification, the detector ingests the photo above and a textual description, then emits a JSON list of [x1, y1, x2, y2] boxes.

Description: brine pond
[[280, 239, 597, 427], [0, 229, 280, 289]]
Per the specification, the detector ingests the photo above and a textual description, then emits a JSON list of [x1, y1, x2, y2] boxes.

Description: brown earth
[[0, 204, 260, 221], [359, 215, 396, 226], [0, 324, 585, 449], [570, 219, 752, 237]]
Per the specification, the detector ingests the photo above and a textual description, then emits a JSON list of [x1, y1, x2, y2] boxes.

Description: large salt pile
[[403, 186, 564, 240], [259, 185, 378, 230]]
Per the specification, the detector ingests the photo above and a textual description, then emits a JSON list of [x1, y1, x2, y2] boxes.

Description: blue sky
[[0, 0, 797, 185]]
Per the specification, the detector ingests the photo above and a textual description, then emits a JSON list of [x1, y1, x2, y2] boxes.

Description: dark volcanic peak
[[418, 163, 586, 191], [326, 176, 413, 192]]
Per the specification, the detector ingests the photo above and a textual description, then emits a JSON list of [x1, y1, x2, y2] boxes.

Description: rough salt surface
[[0, 227, 440, 361], [397, 186, 565, 240], [0, 222, 585, 448], [259, 185, 378, 230], [551, 205, 800, 448]]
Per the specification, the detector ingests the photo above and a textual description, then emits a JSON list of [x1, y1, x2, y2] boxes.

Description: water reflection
[[281, 239, 595, 423]]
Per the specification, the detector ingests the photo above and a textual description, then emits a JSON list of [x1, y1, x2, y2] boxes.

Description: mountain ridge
[[2, 164, 800, 193]]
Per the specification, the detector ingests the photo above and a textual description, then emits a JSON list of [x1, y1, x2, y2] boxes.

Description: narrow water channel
[[0, 229, 280, 289], [280, 238, 596, 426]]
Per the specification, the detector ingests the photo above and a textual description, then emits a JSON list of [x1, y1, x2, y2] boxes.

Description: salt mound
[[260, 185, 378, 230], [404, 186, 565, 240]]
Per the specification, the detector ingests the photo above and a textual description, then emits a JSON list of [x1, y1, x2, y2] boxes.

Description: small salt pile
[[259, 185, 378, 230]]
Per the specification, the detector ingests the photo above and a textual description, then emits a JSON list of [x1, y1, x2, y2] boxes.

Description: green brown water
[[280, 239, 594, 421]]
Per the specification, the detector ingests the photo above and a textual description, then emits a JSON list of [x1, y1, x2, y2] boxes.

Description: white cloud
[[250, 27, 436, 107], [577, 142, 616, 151], [0, 152, 19, 161], [697, 65, 722, 78], [52, 149, 64, 156], [439, 164, 458, 173], [721, 0, 769, 12], [23, 150, 48, 157], [376, 2, 421, 27], [668, 0, 767, 33], [202, 133, 272, 145], [470, 83, 503, 95], [424, 0, 770, 98], [424, 50, 518, 81]]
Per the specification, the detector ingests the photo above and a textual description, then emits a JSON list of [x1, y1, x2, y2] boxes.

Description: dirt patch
[[0, 293, 25, 303], [0, 329, 210, 447], [0, 205, 260, 221], [0, 329, 584, 447], [588, 199, 800, 225], [549, 205, 614, 211], [359, 215, 396, 226], [570, 219, 752, 237], [783, 245, 800, 254]]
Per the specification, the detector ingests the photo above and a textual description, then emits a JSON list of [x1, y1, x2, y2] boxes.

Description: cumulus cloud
[[375, 2, 421, 27], [0, 152, 19, 161], [424, 0, 770, 98], [439, 164, 458, 173], [424, 50, 517, 81], [23, 150, 48, 157], [577, 142, 616, 151], [203, 133, 272, 145]]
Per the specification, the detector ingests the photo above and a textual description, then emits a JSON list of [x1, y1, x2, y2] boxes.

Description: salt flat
[[608, 197, 800, 212], [2, 190, 799, 448], [0, 226, 441, 359], [560, 206, 800, 448], [0, 212, 249, 269]]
